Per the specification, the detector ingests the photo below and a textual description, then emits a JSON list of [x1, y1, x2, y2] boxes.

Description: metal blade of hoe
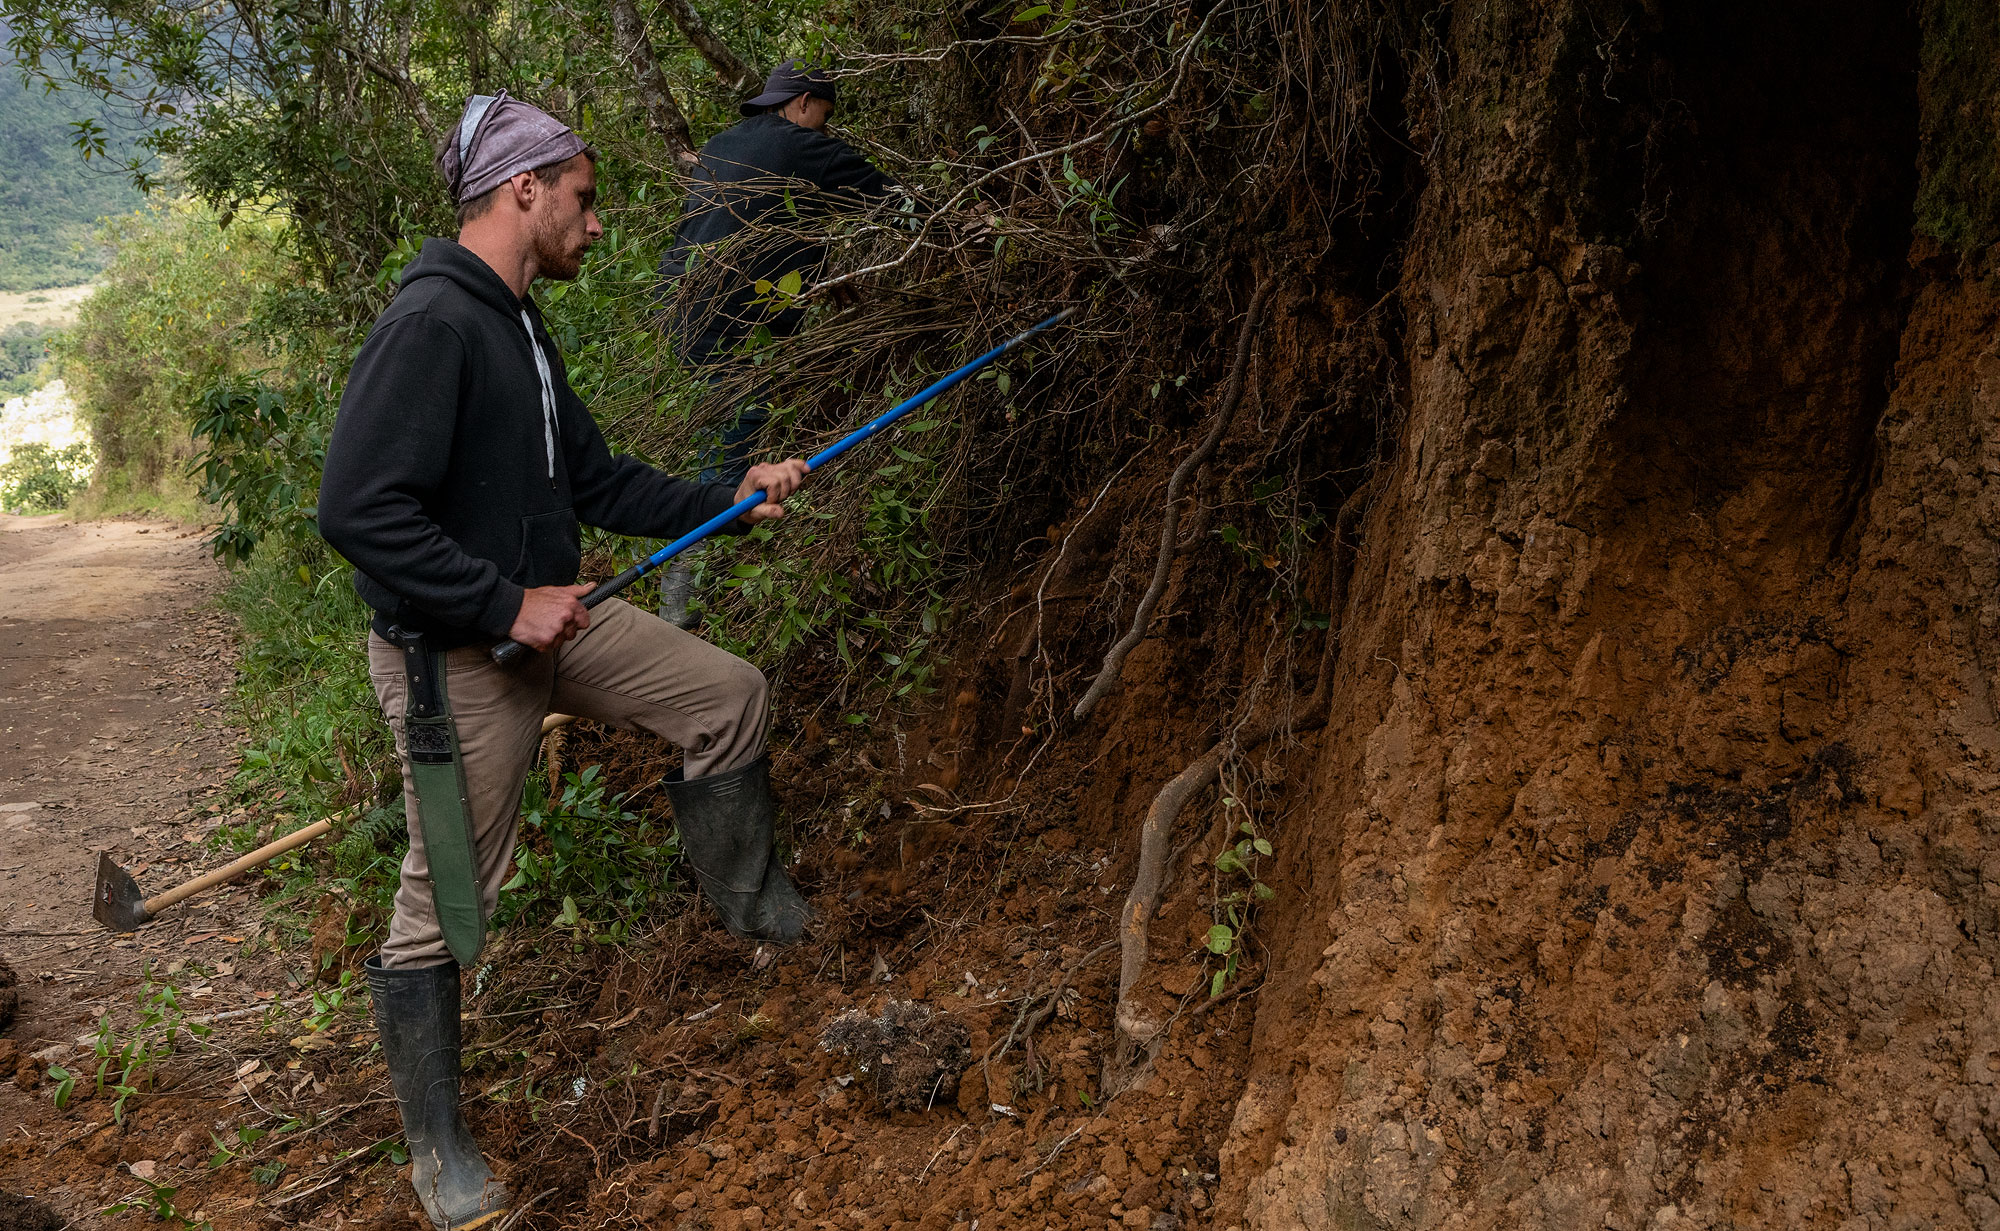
[[93, 851, 151, 931]]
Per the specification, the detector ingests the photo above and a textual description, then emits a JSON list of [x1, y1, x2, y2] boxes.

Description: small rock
[[0, 957, 17, 1035]]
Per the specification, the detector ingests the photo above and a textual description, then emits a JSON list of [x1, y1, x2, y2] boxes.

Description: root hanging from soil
[[1072, 278, 1271, 722], [1103, 507, 1355, 1090]]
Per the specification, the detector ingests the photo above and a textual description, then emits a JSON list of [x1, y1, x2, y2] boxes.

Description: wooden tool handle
[[134, 717, 575, 920], [145, 817, 336, 915]]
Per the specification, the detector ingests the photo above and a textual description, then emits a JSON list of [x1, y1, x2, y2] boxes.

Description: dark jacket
[[660, 113, 894, 361], [319, 238, 740, 647]]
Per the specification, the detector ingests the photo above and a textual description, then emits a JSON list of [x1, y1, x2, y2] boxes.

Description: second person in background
[[656, 59, 900, 625]]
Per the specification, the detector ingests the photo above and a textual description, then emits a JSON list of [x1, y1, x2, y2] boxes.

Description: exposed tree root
[[538, 713, 577, 783], [1102, 475, 1376, 1091], [1073, 279, 1271, 722]]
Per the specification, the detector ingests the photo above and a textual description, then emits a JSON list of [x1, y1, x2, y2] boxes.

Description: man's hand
[[509, 583, 594, 652], [735, 458, 811, 525]]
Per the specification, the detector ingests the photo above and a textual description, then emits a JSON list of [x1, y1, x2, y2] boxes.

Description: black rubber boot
[[665, 756, 815, 942], [365, 957, 510, 1230]]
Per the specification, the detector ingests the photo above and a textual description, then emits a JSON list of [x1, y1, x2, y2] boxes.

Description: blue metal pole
[[491, 306, 1076, 664]]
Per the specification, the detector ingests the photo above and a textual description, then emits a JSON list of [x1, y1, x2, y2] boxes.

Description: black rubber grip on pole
[[489, 638, 533, 667], [488, 563, 647, 666]]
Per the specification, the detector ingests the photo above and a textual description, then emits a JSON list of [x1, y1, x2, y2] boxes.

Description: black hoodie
[[319, 238, 740, 647], [659, 113, 894, 361]]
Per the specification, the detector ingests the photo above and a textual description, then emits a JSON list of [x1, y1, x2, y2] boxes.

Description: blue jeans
[[697, 386, 769, 488], [664, 382, 767, 625]]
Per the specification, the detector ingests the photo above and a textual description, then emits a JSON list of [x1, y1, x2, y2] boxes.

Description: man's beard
[[532, 213, 587, 281]]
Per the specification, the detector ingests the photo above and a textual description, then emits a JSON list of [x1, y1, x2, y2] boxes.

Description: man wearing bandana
[[318, 94, 814, 1230]]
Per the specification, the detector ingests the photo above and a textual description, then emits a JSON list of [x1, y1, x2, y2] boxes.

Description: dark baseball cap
[[741, 59, 837, 116]]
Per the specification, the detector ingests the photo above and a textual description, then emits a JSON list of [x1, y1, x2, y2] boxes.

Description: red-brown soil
[[0, 515, 1255, 1231], [0, 515, 284, 1226], [15, 4, 2000, 1229]]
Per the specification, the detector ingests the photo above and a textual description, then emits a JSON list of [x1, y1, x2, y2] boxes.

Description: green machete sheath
[[389, 627, 486, 967]]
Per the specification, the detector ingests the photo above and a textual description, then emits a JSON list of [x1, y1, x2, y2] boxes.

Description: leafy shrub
[[494, 766, 683, 944], [0, 441, 92, 511], [0, 322, 62, 396], [193, 373, 341, 564], [58, 200, 287, 508]]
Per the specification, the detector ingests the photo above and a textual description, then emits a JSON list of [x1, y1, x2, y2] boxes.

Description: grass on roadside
[[219, 543, 403, 928], [216, 539, 691, 955]]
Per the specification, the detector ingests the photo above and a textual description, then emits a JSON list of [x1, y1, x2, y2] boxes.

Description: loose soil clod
[[0, 1191, 61, 1231], [0, 958, 17, 1035], [819, 1000, 971, 1112]]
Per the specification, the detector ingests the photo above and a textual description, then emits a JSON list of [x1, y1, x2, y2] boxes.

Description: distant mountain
[[0, 67, 146, 291]]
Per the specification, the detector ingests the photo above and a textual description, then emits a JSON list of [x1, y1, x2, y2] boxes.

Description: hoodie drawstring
[[519, 310, 558, 485]]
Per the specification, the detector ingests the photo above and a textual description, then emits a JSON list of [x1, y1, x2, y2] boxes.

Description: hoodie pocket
[[514, 508, 581, 588]]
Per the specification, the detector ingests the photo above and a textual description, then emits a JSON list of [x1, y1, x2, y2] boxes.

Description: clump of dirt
[[0, 1040, 28, 1093], [307, 893, 375, 985], [819, 999, 971, 1112], [0, 1191, 61, 1231]]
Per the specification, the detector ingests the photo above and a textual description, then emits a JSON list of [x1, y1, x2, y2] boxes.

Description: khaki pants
[[367, 598, 768, 968]]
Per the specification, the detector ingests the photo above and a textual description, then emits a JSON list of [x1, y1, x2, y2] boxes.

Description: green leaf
[[1253, 838, 1273, 856], [1013, 4, 1052, 19], [1210, 970, 1227, 999], [1206, 924, 1233, 954], [1253, 882, 1277, 901], [48, 1065, 74, 1109], [777, 270, 803, 297], [995, 370, 1011, 395]]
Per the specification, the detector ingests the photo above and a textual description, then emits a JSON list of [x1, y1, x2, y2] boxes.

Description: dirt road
[[0, 513, 261, 1221]]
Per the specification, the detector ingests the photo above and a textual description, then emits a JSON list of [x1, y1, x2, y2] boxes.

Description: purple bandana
[[437, 91, 588, 204]]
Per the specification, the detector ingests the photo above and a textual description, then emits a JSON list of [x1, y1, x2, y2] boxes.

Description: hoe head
[[93, 851, 152, 932]]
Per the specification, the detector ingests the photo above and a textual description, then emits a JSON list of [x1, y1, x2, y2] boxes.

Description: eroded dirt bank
[[1198, 3, 2000, 1228], [15, 3, 2000, 1229]]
